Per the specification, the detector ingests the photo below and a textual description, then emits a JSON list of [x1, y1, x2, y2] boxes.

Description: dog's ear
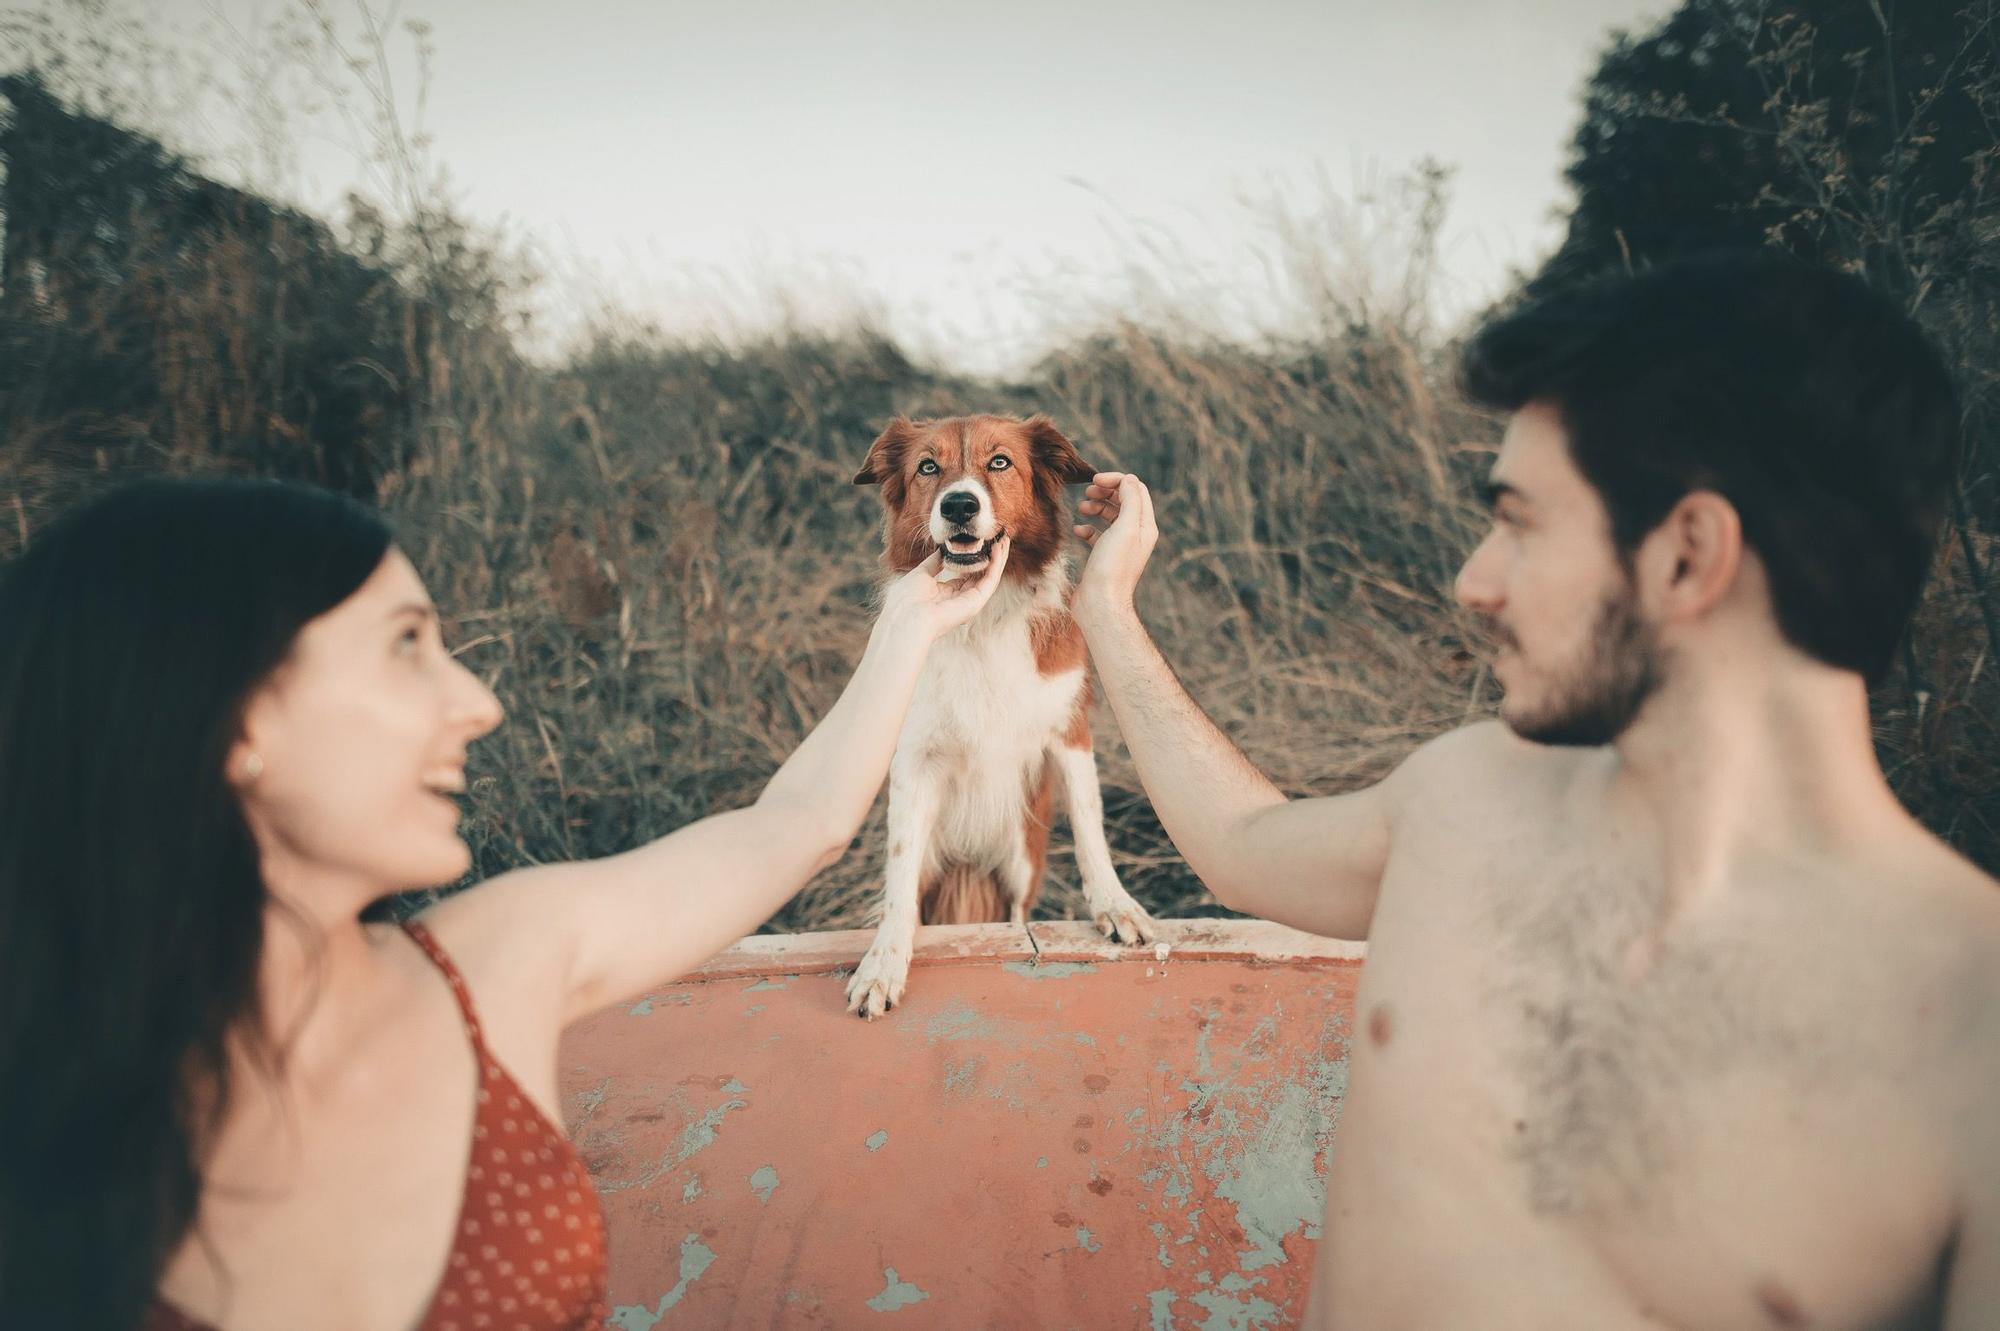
[[855, 416, 920, 486], [1021, 415, 1096, 485]]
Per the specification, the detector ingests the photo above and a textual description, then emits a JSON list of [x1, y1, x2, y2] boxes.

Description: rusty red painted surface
[[558, 921, 1364, 1329]]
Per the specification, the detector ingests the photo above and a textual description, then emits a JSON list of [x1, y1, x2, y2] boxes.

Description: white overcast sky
[[40, 0, 1675, 373]]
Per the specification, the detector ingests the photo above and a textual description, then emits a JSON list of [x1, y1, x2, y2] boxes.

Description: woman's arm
[[433, 541, 1011, 1024]]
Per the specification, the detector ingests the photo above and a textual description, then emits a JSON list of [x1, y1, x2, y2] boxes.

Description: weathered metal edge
[[655, 919, 1367, 986]]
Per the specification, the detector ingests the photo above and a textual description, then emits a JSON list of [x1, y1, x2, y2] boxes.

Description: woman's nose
[[450, 660, 505, 738]]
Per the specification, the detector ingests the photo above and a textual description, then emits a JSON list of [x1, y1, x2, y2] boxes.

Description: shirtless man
[[1069, 253, 2000, 1329]]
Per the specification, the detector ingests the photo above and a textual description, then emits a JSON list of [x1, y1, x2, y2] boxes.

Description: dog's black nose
[[940, 490, 981, 526]]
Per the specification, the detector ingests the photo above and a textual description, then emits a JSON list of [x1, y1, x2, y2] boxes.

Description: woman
[[0, 477, 1009, 1330]]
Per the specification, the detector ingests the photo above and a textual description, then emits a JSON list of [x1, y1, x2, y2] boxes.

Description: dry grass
[[3, 45, 1994, 929]]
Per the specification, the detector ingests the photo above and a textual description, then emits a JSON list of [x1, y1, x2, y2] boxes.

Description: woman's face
[[232, 549, 503, 900]]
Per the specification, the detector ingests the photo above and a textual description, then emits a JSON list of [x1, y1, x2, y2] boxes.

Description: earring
[[242, 752, 263, 781]]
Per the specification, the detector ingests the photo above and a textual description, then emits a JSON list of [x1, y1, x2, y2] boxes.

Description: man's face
[[1454, 402, 1665, 747]]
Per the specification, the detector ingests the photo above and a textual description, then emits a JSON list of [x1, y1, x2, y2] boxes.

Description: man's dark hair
[[1460, 250, 1962, 685]]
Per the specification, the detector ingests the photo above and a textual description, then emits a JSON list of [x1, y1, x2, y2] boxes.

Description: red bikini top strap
[[399, 917, 487, 1048]]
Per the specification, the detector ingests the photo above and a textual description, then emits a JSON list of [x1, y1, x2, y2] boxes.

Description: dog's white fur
[[845, 547, 1154, 1019]]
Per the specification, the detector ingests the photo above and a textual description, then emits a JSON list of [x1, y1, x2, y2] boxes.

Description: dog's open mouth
[[940, 531, 1001, 566]]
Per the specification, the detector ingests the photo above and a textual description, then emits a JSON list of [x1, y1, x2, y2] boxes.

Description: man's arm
[[1072, 473, 1403, 940]]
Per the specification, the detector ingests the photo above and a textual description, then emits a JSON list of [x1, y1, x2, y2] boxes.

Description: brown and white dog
[[845, 413, 1156, 1018]]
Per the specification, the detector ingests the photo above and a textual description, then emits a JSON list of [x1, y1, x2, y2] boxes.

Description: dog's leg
[[998, 764, 1055, 926], [845, 756, 937, 1020], [1052, 743, 1156, 945]]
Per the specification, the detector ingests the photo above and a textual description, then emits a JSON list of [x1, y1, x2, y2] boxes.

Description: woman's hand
[[879, 537, 1012, 642]]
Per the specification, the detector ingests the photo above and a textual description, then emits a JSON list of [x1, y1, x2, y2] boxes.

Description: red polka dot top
[[146, 918, 610, 1331]]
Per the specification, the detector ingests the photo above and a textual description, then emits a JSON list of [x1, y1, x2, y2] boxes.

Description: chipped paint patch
[[627, 991, 693, 1016], [601, 1095, 749, 1194], [1149, 1289, 1178, 1330], [865, 1267, 929, 1312], [1076, 1226, 1101, 1253], [1001, 959, 1097, 980], [942, 1057, 983, 1096], [1190, 1283, 1283, 1330], [1036, 1156, 1049, 1168], [749, 1165, 780, 1202], [865, 1129, 890, 1152], [721, 1078, 748, 1095], [682, 1175, 701, 1203], [608, 1233, 717, 1329], [571, 1078, 610, 1119], [916, 996, 1094, 1050], [745, 977, 790, 992]]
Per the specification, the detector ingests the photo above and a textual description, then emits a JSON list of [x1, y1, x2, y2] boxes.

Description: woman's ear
[[1021, 414, 1096, 484], [855, 416, 920, 486]]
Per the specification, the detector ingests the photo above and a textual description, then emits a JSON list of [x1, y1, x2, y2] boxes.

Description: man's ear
[[1021, 414, 1096, 485], [855, 416, 920, 486], [1647, 489, 1743, 619]]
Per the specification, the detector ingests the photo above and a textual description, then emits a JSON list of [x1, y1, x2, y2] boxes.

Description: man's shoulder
[[1387, 718, 1589, 807]]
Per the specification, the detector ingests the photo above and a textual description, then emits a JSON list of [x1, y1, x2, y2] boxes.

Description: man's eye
[[988, 455, 1012, 471], [396, 627, 423, 653], [917, 459, 940, 476]]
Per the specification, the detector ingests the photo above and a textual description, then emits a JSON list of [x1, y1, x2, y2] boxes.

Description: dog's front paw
[[1085, 884, 1156, 945], [845, 939, 912, 1020]]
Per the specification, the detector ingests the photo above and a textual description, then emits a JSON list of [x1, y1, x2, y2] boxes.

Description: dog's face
[[853, 414, 1096, 577]]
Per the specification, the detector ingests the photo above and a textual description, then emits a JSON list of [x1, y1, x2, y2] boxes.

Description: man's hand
[[1073, 472, 1157, 618], [879, 536, 1012, 641]]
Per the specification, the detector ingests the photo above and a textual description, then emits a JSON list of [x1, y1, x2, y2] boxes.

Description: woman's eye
[[917, 459, 940, 475], [988, 455, 1012, 471], [396, 627, 423, 654]]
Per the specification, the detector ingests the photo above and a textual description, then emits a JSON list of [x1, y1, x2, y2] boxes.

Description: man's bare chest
[[1343, 814, 1956, 1327]]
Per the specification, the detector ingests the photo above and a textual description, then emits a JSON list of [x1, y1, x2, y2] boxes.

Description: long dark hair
[[0, 478, 392, 1329]]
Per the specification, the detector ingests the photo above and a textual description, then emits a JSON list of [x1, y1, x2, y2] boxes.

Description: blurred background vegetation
[[2, 0, 1995, 932]]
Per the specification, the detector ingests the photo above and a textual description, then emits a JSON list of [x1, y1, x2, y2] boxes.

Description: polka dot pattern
[[141, 921, 611, 1331], [403, 919, 611, 1331]]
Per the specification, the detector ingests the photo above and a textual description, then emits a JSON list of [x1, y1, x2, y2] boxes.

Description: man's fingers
[[1122, 474, 1156, 532]]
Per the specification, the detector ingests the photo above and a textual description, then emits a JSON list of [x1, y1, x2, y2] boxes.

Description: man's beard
[[1500, 584, 1665, 747]]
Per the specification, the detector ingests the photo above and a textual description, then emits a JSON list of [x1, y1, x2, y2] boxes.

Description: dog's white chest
[[904, 611, 1079, 765]]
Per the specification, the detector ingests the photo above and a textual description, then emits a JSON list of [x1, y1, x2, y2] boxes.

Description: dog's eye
[[916, 459, 940, 476], [988, 455, 1012, 471]]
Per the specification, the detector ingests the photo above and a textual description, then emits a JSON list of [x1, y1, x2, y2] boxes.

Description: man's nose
[[940, 490, 981, 526], [1454, 534, 1502, 613]]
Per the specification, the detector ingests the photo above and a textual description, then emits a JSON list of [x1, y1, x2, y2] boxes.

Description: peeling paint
[[1076, 1226, 1101, 1253], [1002, 959, 1097, 980], [942, 1057, 982, 1096], [608, 1233, 717, 1329], [721, 1078, 748, 1095], [749, 1165, 780, 1203], [745, 977, 789, 992], [682, 1176, 700, 1203], [866, 1130, 890, 1152], [1036, 1156, 1049, 1169], [628, 997, 655, 1016], [602, 1096, 748, 1194], [1149, 1289, 1177, 1330], [571, 1078, 610, 1119], [865, 1267, 929, 1312], [1190, 1284, 1283, 1330]]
